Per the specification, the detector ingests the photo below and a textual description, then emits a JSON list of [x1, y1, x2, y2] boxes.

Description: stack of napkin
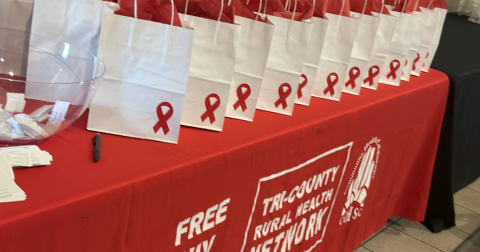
[[0, 145, 52, 203]]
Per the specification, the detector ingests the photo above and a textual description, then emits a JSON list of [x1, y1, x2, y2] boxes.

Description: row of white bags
[[21, 0, 447, 144]]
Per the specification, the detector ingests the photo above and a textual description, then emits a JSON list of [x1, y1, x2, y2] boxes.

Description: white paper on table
[[0, 152, 14, 179], [0, 172, 26, 203]]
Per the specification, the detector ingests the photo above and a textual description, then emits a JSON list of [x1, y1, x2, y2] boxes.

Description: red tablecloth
[[0, 70, 449, 252]]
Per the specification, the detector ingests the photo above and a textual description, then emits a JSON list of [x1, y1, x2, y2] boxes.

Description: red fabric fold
[[350, 0, 390, 15], [114, 0, 183, 27], [326, 0, 350, 17], [246, 0, 286, 15], [392, 0, 421, 13], [228, 0, 265, 21], [173, 0, 235, 23], [273, 5, 315, 21]]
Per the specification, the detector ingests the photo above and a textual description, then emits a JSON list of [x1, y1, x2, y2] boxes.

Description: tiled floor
[[354, 177, 480, 252]]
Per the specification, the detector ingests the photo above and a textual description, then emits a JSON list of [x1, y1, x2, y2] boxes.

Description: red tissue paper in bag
[[246, 0, 286, 15], [393, 0, 446, 12], [115, 0, 183, 26], [174, 0, 235, 23], [392, 0, 421, 13], [326, 0, 350, 17], [274, 7, 315, 21], [281, 0, 308, 12], [304, 0, 328, 18], [228, 0, 265, 21], [350, 0, 390, 15]]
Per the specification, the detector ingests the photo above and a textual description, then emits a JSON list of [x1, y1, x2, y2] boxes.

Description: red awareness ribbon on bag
[[201, 93, 220, 124], [386, 60, 400, 80], [153, 102, 174, 135], [274, 83, 292, 109], [297, 74, 308, 99], [402, 59, 408, 76], [412, 53, 420, 71], [323, 73, 339, 96], [233, 83, 251, 112], [363, 66, 380, 86], [345, 67, 360, 89], [423, 52, 429, 68]]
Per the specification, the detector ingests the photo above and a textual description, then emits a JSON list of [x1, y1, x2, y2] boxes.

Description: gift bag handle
[[184, 0, 224, 45], [427, 0, 433, 9], [227, 0, 263, 22], [380, 0, 385, 15], [401, 0, 407, 13], [284, 0, 298, 20], [339, 0, 345, 16], [362, 0, 368, 15], [134, 0, 175, 25]]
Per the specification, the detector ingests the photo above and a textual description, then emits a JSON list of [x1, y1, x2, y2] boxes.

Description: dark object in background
[[93, 133, 101, 162], [424, 13, 480, 233]]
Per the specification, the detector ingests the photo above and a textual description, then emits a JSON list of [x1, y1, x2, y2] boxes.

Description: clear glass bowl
[[0, 36, 105, 145]]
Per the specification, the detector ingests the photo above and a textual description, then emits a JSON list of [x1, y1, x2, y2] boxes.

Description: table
[[424, 13, 480, 233], [0, 70, 449, 252]]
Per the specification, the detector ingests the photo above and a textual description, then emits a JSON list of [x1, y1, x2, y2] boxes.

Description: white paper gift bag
[[225, 15, 274, 121], [342, 9, 380, 95], [415, 6, 437, 76], [362, 10, 398, 90], [29, 0, 105, 56], [312, 8, 360, 101], [88, 9, 194, 144], [179, 11, 238, 131], [407, 11, 427, 78], [256, 14, 312, 115], [400, 11, 421, 81], [422, 7, 447, 72], [378, 8, 411, 86], [295, 16, 329, 106], [0, 0, 34, 77]]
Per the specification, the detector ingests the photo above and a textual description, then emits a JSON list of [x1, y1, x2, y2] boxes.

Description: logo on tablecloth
[[339, 137, 381, 225], [241, 143, 353, 252]]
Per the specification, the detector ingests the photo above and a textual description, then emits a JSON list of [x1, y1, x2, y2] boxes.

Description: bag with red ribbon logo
[[415, 0, 441, 74], [225, 0, 275, 121], [255, 1, 312, 116], [361, 8, 397, 90], [378, 2, 412, 86], [28, 0, 105, 57], [312, 0, 360, 101], [408, 4, 431, 76], [88, 1, 194, 144], [422, 0, 447, 72], [396, 0, 427, 81], [294, 0, 329, 106], [178, 1, 238, 131], [25, 0, 109, 104], [342, 0, 382, 96]]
